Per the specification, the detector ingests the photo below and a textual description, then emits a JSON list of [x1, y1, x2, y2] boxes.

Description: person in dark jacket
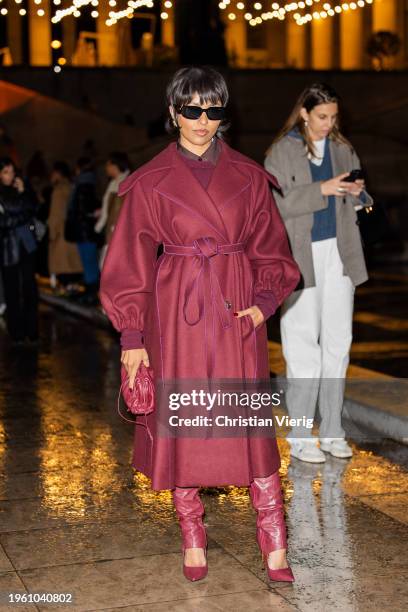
[[65, 157, 100, 304], [0, 157, 38, 342]]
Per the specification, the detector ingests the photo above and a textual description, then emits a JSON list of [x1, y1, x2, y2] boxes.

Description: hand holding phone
[[343, 169, 363, 183], [13, 177, 24, 194]]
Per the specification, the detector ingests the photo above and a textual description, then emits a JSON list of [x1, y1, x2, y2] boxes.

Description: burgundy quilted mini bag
[[117, 363, 155, 442]]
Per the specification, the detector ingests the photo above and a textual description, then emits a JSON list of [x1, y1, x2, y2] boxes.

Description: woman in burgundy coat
[[100, 67, 300, 583]]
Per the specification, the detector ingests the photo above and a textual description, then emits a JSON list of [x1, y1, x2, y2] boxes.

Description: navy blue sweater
[[288, 129, 336, 242], [309, 138, 336, 242]]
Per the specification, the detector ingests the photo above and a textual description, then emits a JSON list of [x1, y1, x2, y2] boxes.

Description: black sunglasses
[[177, 105, 227, 121]]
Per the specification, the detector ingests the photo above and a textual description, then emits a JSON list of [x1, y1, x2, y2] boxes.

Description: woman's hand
[[348, 178, 365, 197], [13, 177, 24, 194], [234, 305, 265, 329], [321, 173, 353, 197], [121, 348, 150, 390]]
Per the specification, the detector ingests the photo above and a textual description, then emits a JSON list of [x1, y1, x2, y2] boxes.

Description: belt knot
[[193, 237, 218, 258]]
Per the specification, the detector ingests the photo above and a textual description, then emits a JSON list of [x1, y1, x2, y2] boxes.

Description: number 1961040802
[[6, 592, 73, 604]]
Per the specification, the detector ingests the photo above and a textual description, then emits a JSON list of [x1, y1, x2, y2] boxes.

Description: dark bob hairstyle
[[53, 161, 72, 180], [107, 151, 131, 173], [165, 66, 230, 137], [0, 157, 17, 173]]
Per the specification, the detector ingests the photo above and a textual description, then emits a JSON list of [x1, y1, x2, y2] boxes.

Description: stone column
[[311, 17, 334, 69], [223, 13, 246, 67], [7, 2, 23, 65], [286, 19, 306, 68], [161, 0, 175, 46], [62, 16, 76, 65], [340, 9, 364, 69], [28, 0, 52, 66], [97, 3, 119, 66], [372, 0, 401, 68], [372, 0, 397, 31]]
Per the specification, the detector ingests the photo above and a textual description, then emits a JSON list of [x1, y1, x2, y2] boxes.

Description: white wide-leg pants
[[280, 238, 355, 439]]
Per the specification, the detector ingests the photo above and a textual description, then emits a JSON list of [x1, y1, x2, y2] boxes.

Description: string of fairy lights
[[0, 0, 171, 25], [218, 0, 374, 27], [0, 0, 374, 27]]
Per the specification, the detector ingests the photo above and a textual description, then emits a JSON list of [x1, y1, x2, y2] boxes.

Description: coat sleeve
[[99, 178, 161, 350], [350, 149, 374, 209], [245, 171, 301, 321], [264, 142, 328, 220], [0, 191, 35, 230]]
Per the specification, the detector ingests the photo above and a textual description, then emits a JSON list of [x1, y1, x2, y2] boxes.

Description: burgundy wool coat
[[100, 139, 300, 490]]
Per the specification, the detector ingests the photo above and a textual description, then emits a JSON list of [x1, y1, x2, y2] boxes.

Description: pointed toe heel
[[183, 551, 208, 582], [262, 553, 295, 583], [173, 487, 208, 582], [266, 565, 295, 583], [250, 472, 295, 585], [183, 566, 208, 582]]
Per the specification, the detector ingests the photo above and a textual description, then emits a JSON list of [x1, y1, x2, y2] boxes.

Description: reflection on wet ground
[[0, 306, 407, 611]]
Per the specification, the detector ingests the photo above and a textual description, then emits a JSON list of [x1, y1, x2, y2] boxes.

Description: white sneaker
[[320, 438, 353, 459], [0, 303, 6, 316], [289, 438, 326, 463]]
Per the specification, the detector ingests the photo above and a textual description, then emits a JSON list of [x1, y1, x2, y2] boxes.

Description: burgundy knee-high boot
[[172, 487, 208, 582], [249, 471, 295, 583]]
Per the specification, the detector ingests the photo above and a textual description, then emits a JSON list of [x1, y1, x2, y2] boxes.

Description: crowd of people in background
[[0, 127, 131, 343]]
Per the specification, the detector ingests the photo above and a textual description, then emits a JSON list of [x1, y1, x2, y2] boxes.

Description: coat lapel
[[207, 141, 251, 211], [153, 142, 227, 241], [329, 140, 350, 216]]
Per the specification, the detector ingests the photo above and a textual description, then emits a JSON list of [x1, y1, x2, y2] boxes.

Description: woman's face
[[0, 164, 15, 186], [171, 92, 222, 148], [105, 160, 120, 179], [301, 102, 338, 141]]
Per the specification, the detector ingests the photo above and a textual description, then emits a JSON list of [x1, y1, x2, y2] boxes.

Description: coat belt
[[163, 237, 245, 377]]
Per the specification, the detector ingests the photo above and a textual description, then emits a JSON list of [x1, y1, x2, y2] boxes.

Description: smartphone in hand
[[343, 169, 363, 183]]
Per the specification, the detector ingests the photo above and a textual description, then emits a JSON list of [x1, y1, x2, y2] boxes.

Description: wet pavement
[[0, 297, 407, 611]]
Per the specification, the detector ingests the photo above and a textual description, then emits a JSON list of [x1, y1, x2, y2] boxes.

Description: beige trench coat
[[264, 134, 373, 288], [48, 178, 83, 275]]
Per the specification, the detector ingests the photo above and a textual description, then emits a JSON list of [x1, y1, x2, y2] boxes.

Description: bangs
[[167, 66, 229, 109], [177, 75, 226, 107]]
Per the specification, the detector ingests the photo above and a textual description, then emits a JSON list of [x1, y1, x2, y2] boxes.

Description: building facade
[[1, 0, 407, 69]]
